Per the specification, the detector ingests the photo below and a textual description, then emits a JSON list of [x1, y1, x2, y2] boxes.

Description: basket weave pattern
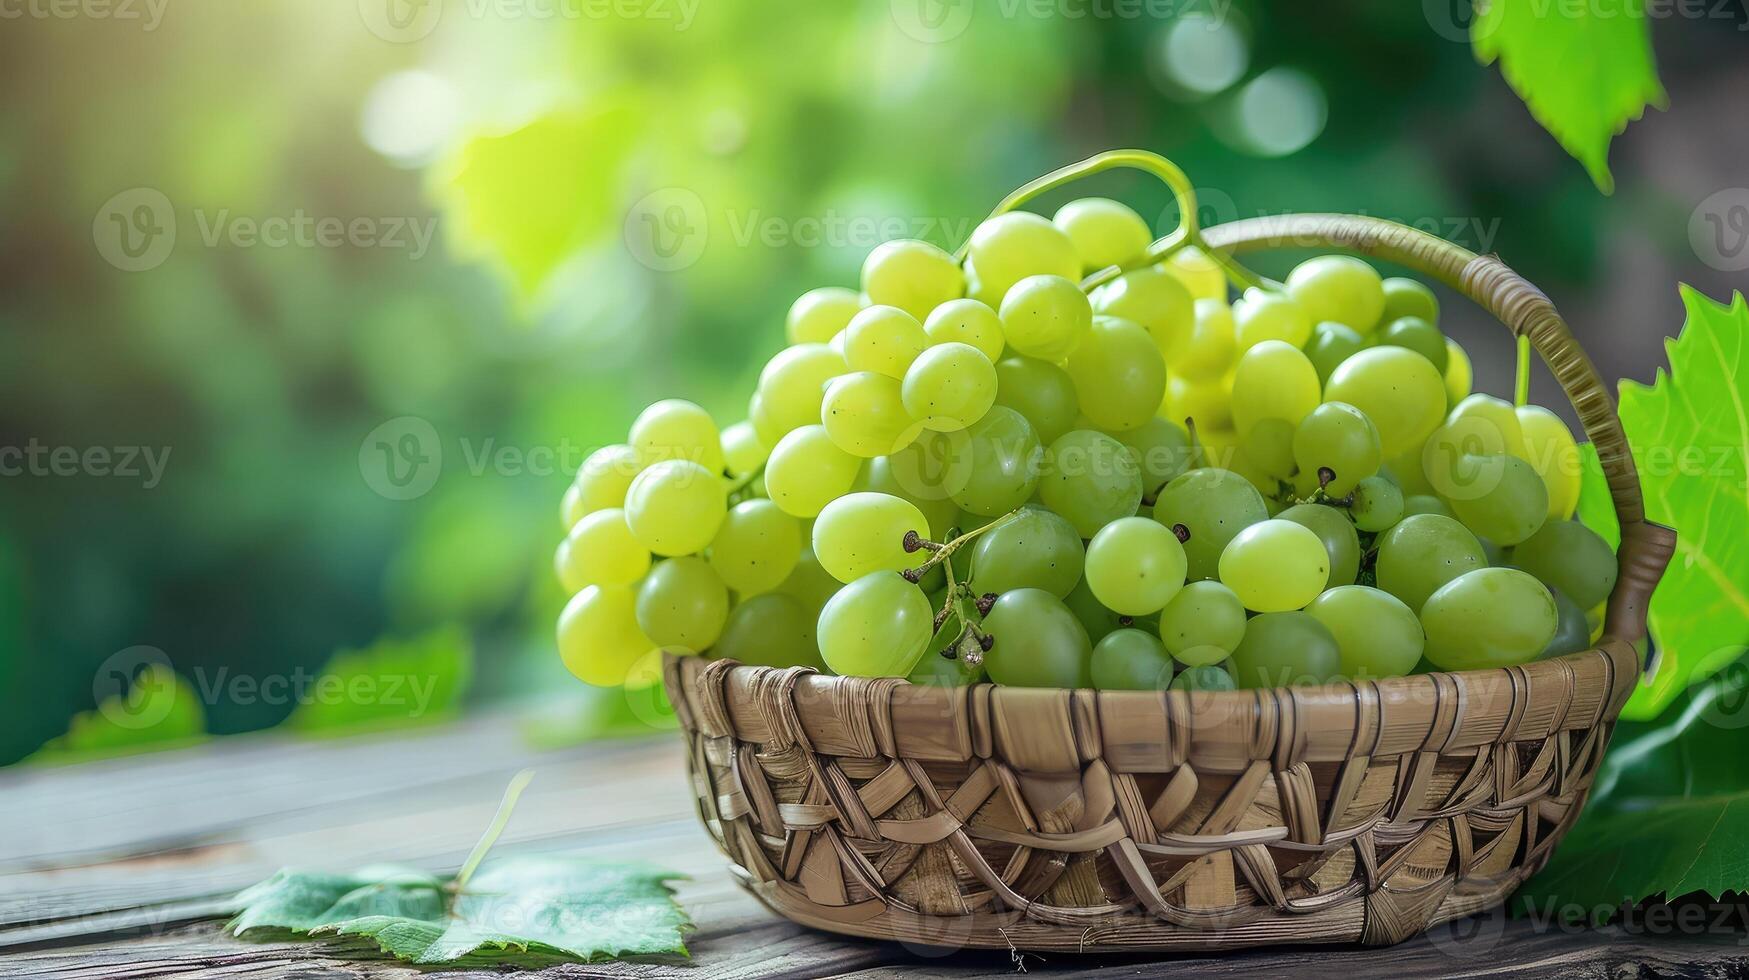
[[661, 215, 1677, 951]]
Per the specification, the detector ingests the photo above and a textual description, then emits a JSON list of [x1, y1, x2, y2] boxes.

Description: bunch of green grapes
[[554, 193, 1616, 696]]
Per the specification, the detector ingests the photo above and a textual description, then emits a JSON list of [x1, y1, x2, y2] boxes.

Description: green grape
[[1305, 321, 1366, 386], [1379, 317, 1448, 374], [1445, 338, 1473, 407], [765, 424, 860, 518], [786, 286, 862, 346], [713, 593, 822, 669], [1349, 475, 1405, 532], [1064, 316, 1167, 432], [758, 343, 846, 436], [1285, 255, 1385, 333], [854, 454, 960, 540], [1378, 276, 1439, 328], [1517, 405, 1581, 520], [1091, 629, 1175, 690], [1323, 347, 1446, 457], [720, 420, 768, 479], [1054, 197, 1152, 273], [1153, 468, 1268, 581], [817, 572, 935, 677], [572, 444, 642, 518], [1539, 587, 1591, 660], [1156, 580, 1245, 663], [1445, 454, 1549, 546], [1092, 265, 1195, 359], [1233, 288, 1312, 351], [1177, 298, 1237, 380], [560, 483, 586, 530], [902, 342, 997, 433], [708, 499, 801, 595], [998, 274, 1093, 361], [908, 649, 986, 686], [1291, 402, 1382, 496], [812, 492, 929, 584], [923, 298, 1006, 361], [636, 556, 730, 652], [1306, 585, 1424, 680], [623, 459, 727, 557], [1375, 514, 1486, 612], [821, 371, 918, 459], [1402, 494, 1454, 519], [982, 588, 1093, 688], [1084, 516, 1188, 615], [844, 305, 928, 380], [993, 355, 1079, 445], [861, 239, 964, 321], [1037, 430, 1144, 537], [950, 406, 1043, 517], [1387, 443, 1437, 497], [749, 391, 782, 448], [1511, 519, 1618, 609], [1420, 568, 1557, 670], [557, 585, 654, 686], [1163, 373, 1233, 433], [778, 545, 842, 614], [1218, 519, 1330, 612], [1064, 576, 1130, 642], [1235, 418, 1294, 482], [967, 211, 1082, 307], [1171, 663, 1236, 692], [563, 508, 652, 588], [1277, 503, 1361, 588], [1118, 417, 1193, 498], [1429, 394, 1528, 468], [1166, 246, 1228, 301], [629, 399, 725, 473], [1229, 611, 1341, 689], [969, 506, 1085, 599], [1231, 340, 1320, 439]]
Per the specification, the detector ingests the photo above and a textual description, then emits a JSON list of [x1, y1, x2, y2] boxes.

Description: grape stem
[[725, 462, 766, 504], [901, 509, 1022, 583], [1514, 334, 1531, 408]]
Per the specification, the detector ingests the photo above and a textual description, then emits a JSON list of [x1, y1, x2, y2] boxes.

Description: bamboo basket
[[661, 210, 1676, 952]]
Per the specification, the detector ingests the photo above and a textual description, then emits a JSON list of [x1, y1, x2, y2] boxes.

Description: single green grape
[[757, 343, 846, 437], [1511, 519, 1618, 609], [1322, 347, 1446, 458], [1229, 611, 1342, 689], [778, 545, 842, 614], [1064, 576, 1130, 643], [902, 342, 997, 433], [861, 239, 964, 321], [1378, 276, 1439, 328], [1064, 316, 1167, 432], [561, 507, 652, 588], [636, 556, 730, 653], [1445, 454, 1549, 546], [1379, 317, 1448, 374], [854, 454, 960, 540], [1306, 585, 1424, 680], [998, 274, 1093, 361], [1233, 288, 1312, 351], [1117, 417, 1194, 499], [966, 211, 1082, 307], [993, 355, 1079, 446], [1402, 493, 1454, 520], [1540, 587, 1591, 660], [713, 592, 822, 670], [1445, 394, 1529, 459], [1164, 373, 1234, 433], [1305, 321, 1367, 385], [706, 500, 799, 595], [821, 371, 918, 459], [1171, 663, 1237, 692], [1218, 519, 1330, 612], [1156, 580, 1245, 663], [948, 406, 1043, 516], [811, 492, 929, 584], [1091, 265, 1195, 359], [1177, 298, 1238, 380], [1054, 197, 1152, 273], [1037, 430, 1144, 537], [1375, 513, 1487, 612], [923, 298, 1005, 362], [1517, 404, 1581, 520], [1349, 475, 1405, 532], [1091, 629, 1175, 690], [629, 399, 724, 473], [1285, 255, 1385, 334], [843, 305, 929, 380], [765, 425, 861, 518], [817, 572, 935, 677], [557, 585, 654, 686], [572, 444, 641, 519], [1153, 468, 1268, 581], [1237, 418, 1296, 481], [1084, 516, 1188, 615], [969, 506, 1085, 599], [1166, 246, 1228, 302], [719, 420, 768, 479], [623, 459, 727, 557], [1420, 567, 1557, 670], [1231, 340, 1320, 440], [1277, 503, 1361, 588], [1292, 402, 1382, 496], [786, 286, 863, 346], [982, 588, 1093, 688], [1445, 338, 1473, 408]]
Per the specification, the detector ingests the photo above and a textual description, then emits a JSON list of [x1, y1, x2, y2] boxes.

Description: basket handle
[[1201, 214, 1674, 652]]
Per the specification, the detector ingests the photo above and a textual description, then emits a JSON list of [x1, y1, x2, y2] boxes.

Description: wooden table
[[4, 711, 1746, 979]]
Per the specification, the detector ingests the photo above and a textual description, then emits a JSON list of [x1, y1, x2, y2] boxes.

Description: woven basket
[[661, 213, 1676, 952]]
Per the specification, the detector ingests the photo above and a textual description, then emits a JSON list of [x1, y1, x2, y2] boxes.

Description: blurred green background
[[1, 0, 1743, 765]]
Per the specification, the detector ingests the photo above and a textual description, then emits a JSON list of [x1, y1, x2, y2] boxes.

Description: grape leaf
[[229, 858, 689, 966], [1614, 287, 1749, 719], [1574, 442, 1619, 551], [26, 662, 206, 766], [286, 626, 473, 737], [1472, 0, 1667, 193]]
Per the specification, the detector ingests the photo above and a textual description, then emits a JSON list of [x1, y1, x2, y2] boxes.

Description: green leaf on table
[[1472, 0, 1667, 193], [229, 858, 690, 966], [26, 662, 206, 766], [286, 626, 473, 737], [1615, 287, 1749, 719]]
